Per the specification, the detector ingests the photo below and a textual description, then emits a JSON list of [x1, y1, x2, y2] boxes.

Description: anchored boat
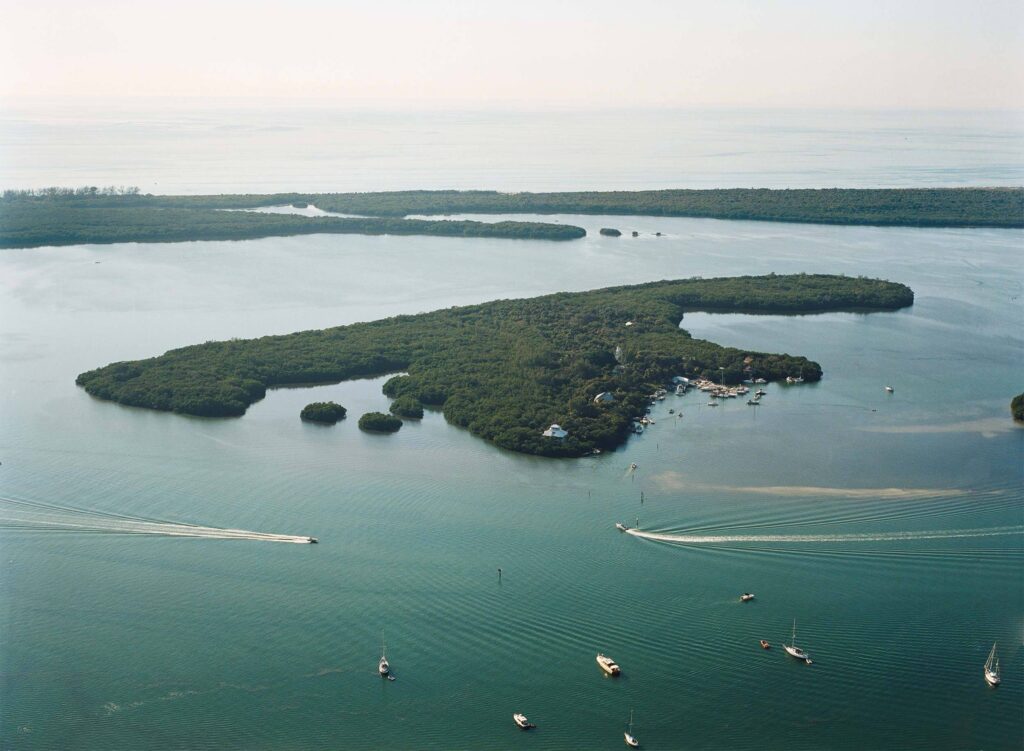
[[624, 709, 639, 747], [984, 643, 1001, 686], [783, 619, 812, 664], [597, 653, 621, 676]]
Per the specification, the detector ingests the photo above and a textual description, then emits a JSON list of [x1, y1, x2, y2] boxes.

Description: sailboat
[[783, 619, 812, 664], [379, 635, 391, 678], [624, 709, 639, 747], [984, 643, 1001, 686]]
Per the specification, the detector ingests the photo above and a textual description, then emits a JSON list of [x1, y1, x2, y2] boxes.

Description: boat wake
[[0, 495, 316, 543], [624, 525, 1024, 545]]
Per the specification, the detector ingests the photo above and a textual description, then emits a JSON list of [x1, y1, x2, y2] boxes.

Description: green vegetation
[[389, 395, 424, 419], [359, 412, 403, 433], [76, 274, 913, 457], [305, 188, 1024, 228], [3, 186, 1020, 249], [0, 195, 584, 249], [1012, 393, 1024, 422], [600, 227, 622, 236], [300, 401, 347, 424]]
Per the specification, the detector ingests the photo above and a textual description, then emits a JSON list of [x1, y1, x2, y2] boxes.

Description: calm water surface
[[0, 216, 1021, 750], [2, 105, 1023, 193]]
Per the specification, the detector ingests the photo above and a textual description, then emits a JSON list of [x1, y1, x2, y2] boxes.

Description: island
[[1012, 393, 1024, 422], [2, 186, 1020, 249], [389, 396, 424, 419], [75, 274, 914, 457], [359, 412, 403, 433], [300, 401, 347, 424]]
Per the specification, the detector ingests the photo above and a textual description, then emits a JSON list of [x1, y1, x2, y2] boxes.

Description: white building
[[542, 423, 568, 439]]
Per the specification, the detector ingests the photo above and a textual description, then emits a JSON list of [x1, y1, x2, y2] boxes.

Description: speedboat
[[630, 463, 638, 470], [596, 653, 621, 676], [760, 640, 771, 649], [615, 522, 629, 532], [740, 593, 755, 602], [885, 385, 894, 393], [513, 713, 535, 730], [307, 537, 319, 544]]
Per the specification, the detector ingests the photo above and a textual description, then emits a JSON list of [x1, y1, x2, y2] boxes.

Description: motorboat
[[747, 400, 760, 406], [740, 593, 755, 602], [596, 653, 621, 676], [513, 713, 536, 730], [760, 640, 771, 649], [984, 643, 1001, 686], [615, 522, 629, 532], [307, 537, 319, 544], [754, 378, 767, 384], [885, 385, 894, 393], [624, 709, 639, 747], [755, 389, 767, 396], [630, 463, 638, 470], [707, 402, 718, 407], [783, 619, 812, 664]]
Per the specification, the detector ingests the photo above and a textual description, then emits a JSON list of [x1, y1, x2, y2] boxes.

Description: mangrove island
[[300, 401, 347, 424], [359, 412, 403, 433], [75, 273, 913, 457]]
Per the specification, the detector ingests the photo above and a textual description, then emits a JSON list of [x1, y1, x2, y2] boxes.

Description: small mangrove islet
[[1012, 393, 1024, 422], [389, 396, 424, 419], [359, 412, 403, 433], [76, 274, 914, 457], [300, 401, 347, 424]]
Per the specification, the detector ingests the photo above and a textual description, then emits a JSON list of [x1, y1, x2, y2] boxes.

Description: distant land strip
[[1, 186, 1020, 248], [76, 273, 914, 458]]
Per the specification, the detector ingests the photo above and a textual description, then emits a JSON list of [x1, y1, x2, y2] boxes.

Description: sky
[[1, 0, 1022, 109]]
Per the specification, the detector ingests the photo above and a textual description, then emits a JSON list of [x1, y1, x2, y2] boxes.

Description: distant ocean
[[1, 102, 1022, 194]]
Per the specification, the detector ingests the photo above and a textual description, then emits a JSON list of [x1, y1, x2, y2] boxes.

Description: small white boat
[[379, 637, 390, 677], [707, 402, 718, 407], [984, 642, 1001, 686], [747, 400, 760, 406], [597, 653, 621, 676], [624, 709, 639, 747], [513, 713, 536, 729], [755, 389, 767, 396], [783, 619, 812, 664], [615, 522, 629, 532], [754, 378, 767, 384], [630, 463, 638, 471], [885, 385, 894, 393], [740, 593, 755, 602]]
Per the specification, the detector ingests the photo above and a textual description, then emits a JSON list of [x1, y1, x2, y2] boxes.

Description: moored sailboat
[[624, 709, 639, 747], [984, 643, 1001, 686], [379, 635, 390, 677], [783, 619, 812, 664]]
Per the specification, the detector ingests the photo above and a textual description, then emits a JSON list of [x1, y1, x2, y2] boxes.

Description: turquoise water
[[0, 216, 1021, 749]]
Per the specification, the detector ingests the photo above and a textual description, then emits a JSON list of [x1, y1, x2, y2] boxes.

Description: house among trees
[[593, 392, 616, 404], [542, 423, 568, 439]]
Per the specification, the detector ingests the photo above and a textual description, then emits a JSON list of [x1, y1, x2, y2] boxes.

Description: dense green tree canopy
[[1012, 393, 1024, 422], [300, 401, 347, 424], [389, 396, 424, 419], [358, 412, 403, 433], [76, 274, 913, 457]]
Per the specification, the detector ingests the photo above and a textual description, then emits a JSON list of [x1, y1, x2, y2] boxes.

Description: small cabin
[[542, 423, 568, 439], [594, 392, 615, 404]]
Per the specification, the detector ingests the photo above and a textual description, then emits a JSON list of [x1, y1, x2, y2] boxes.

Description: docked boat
[[624, 709, 639, 747], [984, 643, 1001, 686], [597, 653, 621, 676], [707, 402, 718, 407], [740, 593, 755, 602], [378, 637, 390, 677], [513, 713, 536, 730], [755, 389, 767, 396], [760, 639, 771, 649], [747, 400, 760, 406], [754, 378, 767, 384], [783, 619, 812, 664]]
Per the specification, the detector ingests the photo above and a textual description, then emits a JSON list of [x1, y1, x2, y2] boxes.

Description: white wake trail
[[624, 525, 1024, 545]]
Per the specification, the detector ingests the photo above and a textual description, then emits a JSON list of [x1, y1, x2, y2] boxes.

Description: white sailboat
[[379, 635, 391, 677], [783, 619, 812, 664], [624, 709, 639, 747], [984, 642, 1001, 686]]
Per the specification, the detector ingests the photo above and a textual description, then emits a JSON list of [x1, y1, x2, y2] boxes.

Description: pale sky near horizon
[[1, 0, 1022, 109]]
